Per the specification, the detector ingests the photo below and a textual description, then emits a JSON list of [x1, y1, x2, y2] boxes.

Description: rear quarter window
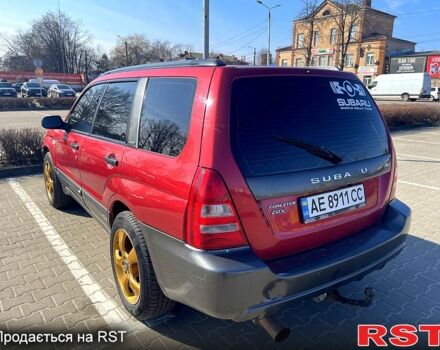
[[230, 76, 389, 177]]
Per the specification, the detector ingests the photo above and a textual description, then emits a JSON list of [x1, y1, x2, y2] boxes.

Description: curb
[[0, 164, 42, 179]]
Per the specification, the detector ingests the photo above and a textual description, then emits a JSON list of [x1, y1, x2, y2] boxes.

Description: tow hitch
[[315, 287, 375, 307]]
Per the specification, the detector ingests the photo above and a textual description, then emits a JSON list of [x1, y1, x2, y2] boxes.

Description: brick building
[[276, 0, 416, 85]]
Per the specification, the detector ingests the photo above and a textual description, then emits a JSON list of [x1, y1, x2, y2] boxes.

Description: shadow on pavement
[[148, 235, 440, 350]]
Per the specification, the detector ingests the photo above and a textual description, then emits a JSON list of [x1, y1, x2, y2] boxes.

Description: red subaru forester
[[42, 59, 411, 341]]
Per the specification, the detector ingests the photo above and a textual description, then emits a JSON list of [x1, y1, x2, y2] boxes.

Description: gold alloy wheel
[[113, 229, 141, 304], [43, 161, 54, 202]]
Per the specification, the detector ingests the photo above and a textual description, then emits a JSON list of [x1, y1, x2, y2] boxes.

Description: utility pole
[[248, 46, 256, 66], [203, 0, 210, 59], [117, 35, 129, 66], [257, 1, 280, 66], [124, 41, 129, 66]]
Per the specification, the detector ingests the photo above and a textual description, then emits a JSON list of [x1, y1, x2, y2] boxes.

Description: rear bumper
[[142, 199, 410, 322]]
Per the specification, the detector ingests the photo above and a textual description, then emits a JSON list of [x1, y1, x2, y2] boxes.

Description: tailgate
[[227, 74, 393, 259]]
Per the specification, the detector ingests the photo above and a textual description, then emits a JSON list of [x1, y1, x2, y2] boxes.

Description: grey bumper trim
[[142, 199, 411, 322]]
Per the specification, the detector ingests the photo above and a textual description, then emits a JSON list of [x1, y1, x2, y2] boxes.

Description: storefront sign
[[357, 66, 378, 75], [390, 57, 426, 74], [0, 71, 84, 85], [426, 55, 440, 79], [311, 48, 334, 56]]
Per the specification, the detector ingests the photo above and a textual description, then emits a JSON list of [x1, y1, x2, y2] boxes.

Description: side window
[[138, 78, 196, 156], [69, 84, 106, 133], [91, 81, 138, 142]]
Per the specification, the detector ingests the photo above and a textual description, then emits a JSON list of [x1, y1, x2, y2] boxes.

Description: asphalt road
[[0, 126, 439, 349], [0, 110, 69, 130]]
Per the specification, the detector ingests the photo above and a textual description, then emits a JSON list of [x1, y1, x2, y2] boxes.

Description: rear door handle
[[104, 154, 118, 166], [71, 143, 79, 150]]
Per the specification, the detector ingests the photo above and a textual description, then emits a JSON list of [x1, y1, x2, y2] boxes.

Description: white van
[[29, 79, 60, 90], [367, 73, 431, 101]]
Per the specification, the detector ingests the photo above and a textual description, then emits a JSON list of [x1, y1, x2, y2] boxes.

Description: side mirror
[[41, 115, 70, 131]]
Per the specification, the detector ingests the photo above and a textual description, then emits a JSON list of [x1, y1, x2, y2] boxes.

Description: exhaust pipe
[[254, 316, 291, 342]]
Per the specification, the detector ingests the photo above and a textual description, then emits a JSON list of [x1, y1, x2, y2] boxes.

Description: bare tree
[[0, 11, 92, 73], [111, 34, 194, 67], [296, 0, 320, 66], [329, 0, 363, 70]]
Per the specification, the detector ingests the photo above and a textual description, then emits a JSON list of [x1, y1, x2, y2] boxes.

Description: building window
[[319, 56, 326, 66], [327, 55, 334, 66], [365, 53, 375, 66], [296, 33, 304, 48], [281, 59, 288, 66], [295, 58, 304, 67], [330, 28, 337, 45], [313, 31, 320, 46], [323, 10, 331, 16], [345, 54, 354, 67], [350, 25, 358, 42], [311, 56, 318, 66]]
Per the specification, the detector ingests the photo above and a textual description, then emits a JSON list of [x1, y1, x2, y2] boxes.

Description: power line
[[227, 29, 266, 55], [395, 8, 440, 16], [212, 26, 267, 50], [404, 31, 440, 39], [211, 21, 266, 48]]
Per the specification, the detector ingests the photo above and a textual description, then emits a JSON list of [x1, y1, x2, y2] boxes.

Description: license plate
[[300, 184, 366, 223]]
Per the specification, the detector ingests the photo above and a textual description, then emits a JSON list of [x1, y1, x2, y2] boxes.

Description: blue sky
[[1, 0, 439, 61]]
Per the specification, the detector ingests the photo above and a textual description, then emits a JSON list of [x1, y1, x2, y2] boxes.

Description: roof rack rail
[[103, 58, 226, 75]]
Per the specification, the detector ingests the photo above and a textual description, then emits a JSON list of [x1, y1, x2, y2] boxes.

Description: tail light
[[186, 167, 248, 250], [389, 144, 397, 201]]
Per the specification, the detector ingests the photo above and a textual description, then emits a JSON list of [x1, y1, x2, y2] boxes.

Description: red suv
[[42, 60, 410, 341]]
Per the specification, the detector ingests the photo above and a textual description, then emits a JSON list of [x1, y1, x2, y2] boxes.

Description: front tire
[[43, 153, 73, 209], [110, 211, 175, 320]]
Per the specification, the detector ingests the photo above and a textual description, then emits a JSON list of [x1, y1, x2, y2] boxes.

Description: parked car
[[47, 84, 76, 98], [21, 82, 47, 97], [29, 78, 60, 90], [367, 72, 431, 101], [12, 82, 22, 93], [0, 82, 18, 97], [41, 60, 411, 342], [430, 87, 440, 101]]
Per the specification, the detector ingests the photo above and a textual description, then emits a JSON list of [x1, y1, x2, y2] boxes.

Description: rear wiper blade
[[272, 135, 343, 165]]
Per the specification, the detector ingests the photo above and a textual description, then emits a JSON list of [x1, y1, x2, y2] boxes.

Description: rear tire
[[401, 93, 410, 102], [43, 153, 73, 209], [110, 211, 175, 320]]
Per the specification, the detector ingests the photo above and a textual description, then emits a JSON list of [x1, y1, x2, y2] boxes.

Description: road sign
[[35, 67, 44, 85], [33, 58, 43, 68]]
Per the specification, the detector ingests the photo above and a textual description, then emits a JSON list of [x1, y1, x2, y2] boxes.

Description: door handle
[[71, 143, 79, 150], [104, 154, 118, 166]]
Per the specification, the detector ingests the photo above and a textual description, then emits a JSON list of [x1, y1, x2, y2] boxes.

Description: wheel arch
[[109, 200, 132, 227]]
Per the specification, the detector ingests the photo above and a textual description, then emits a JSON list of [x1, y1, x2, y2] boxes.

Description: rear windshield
[[58, 84, 70, 89], [230, 76, 389, 177], [27, 83, 40, 87]]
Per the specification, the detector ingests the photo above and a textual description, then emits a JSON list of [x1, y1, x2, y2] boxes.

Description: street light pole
[[257, 1, 280, 66], [203, 0, 210, 59]]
